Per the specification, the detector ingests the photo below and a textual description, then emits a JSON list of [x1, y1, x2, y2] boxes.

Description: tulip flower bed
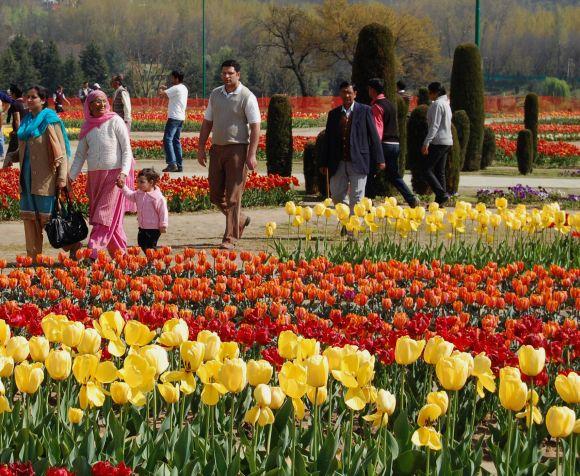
[[0, 169, 298, 221], [495, 137, 580, 168], [269, 198, 580, 268], [0, 461, 132, 476], [489, 123, 580, 142], [476, 185, 580, 208], [130, 136, 311, 161], [0, 247, 578, 474]]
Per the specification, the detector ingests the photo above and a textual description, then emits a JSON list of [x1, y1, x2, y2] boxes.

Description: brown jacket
[[15, 124, 68, 196]]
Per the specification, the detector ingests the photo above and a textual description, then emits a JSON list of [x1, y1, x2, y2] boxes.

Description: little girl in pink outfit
[[117, 168, 168, 251]]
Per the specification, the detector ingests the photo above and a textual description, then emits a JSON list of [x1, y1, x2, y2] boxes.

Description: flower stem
[[291, 409, 297, 476], [313, 387, 319, 460], [228, 395, 235, 465], [266, 423, 273, 454], [556, 438, 560, 476], [426, 446, 431, 476], [505, 412, 513, 476]]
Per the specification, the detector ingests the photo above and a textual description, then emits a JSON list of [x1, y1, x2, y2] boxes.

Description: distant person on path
[[117, 168, 168, 253], [368, 78, 418, 207], [5, 86, 78, 260], [319, 81, 384, 215], [2, 85, 25, 166], [111, 74, 132, 131], [420, 82, 453, 206], [53, 85, 70, 114], [197, 59, 260, 250], [78, 81, 90, 104], [397, 80, 411, 105], [158, 70, 188, 172], [91, 83, 102, 92], [69, 90, 133, 259]]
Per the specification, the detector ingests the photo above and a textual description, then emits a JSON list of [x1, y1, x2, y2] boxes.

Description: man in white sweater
[[421, 82, 453, 206]]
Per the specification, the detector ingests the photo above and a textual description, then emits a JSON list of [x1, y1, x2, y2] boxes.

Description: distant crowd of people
[[0, 60, 452, 260]]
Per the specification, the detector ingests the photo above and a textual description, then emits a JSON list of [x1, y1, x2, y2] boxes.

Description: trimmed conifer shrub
[[517, 129, 533, 175], [352, 23, 396, 104], [396, 95, 408, 173], [451, 110, 470, 169], [303, 142, 318, 195], [315, 130, 329, 198], [446, 124, 461, 194], [266, 94, 293, 177], [524, 93, 539, 162], [481, 127, 496, 169], [417, 87, 430, 106], [450, 43, 485, 171]]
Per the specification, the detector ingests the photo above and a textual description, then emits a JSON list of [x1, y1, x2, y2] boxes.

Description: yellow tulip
[[6, 336, 29, 363], [247, 359, 273, 386], [0, 395, 11, 413], [278, 330, 298, 360], [452, 351, 474, 375], [423, 336, 454, 365], [345, 387, 369, 411], [554, 372, 580, 404], [158, 382, 180, 404], [61, 321, 85, 348], [395, 336, 425, 365], [305, 355, 329, 388], [323, 346, 343, 371], [516, 390, 543, 428], [93, 311, 125, 341], [285, 201, 296, 216], [302, 206, 313, 222], [110, 381, 131, 405], [417, 404, 442, 426], [518, 345, 545, 377], [279, 361, 307, 399], [197, 361, 228, 406], [158, 318, 189, 348], [472, 353, 496, 397], [218, 341, 240, 361], [219, 357, 247, 393], [29, 336, 49, 362], [180, 341, 205, 372], [161, 369, 196, 395], [270, 386, 286, 409], [265, 223, 276, 238], [376, 389, 396, 415], [0, 320, 11, 346], [427, 391, 449, 415], [335, 203, 350, 221], [77, 328, 102, 354], [0, 355, 14, 378], [79, 381, 106, 409], [46, 349, 72, 380], [68, 407, 84, 424], [14, 361, 44, 394], [314, 203, 326, 217], [254, 383, 272, 407], [118, 354, 157, 393], [411, 426, 442, 451], [41, 313, 68, 343], [244, 404, 275, 426], [499, 367, 528, 412], [436, 355, 469, 391], [124, 321, 156, 348], [545, 406, 576, 438], [354, 203, 366, 218], [140, 345, 169, 376], [307, 385, 327, 406], [196, 330, 221, 361]]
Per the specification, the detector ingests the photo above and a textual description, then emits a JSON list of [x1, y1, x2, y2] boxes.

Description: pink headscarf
[[79, 90, 117, 139]]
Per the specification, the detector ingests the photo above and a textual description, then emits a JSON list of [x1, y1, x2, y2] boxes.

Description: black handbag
[[45, 188, 88, 249]]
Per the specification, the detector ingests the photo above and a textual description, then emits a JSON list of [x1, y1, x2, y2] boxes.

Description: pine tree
[[6, 35, 40, 87], [61, 54, 83, 97], [79, 42, 108, 86], [40, 41, 63, 93]]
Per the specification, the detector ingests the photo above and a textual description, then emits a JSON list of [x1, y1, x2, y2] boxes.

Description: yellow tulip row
[[272, 198, 580, 239]]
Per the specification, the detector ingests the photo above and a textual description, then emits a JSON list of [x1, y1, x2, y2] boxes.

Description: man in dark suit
[[319, 81, 384, 215]]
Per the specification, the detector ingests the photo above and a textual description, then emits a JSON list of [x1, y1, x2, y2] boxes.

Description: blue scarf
[[17, 108, 71, 157]]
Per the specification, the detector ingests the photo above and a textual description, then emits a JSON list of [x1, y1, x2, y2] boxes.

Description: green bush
[[481, 127, 496, 169], [417, 87, 430, 106], [451, 110, 470, 169], [407, 105, 431, 195], [516, 129, 533, 175], [450, 43, 485, 171], [524, 93, 539, 162], [315, 130, 329, 198], [265, 94, 293, 177], [303, 142, 318, 195], [352, 23, 396, 105], [446, 124, 461, 194], [539, 77, 571, 98]]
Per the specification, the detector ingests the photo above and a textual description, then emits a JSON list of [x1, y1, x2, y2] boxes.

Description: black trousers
[[421, 144, 451, 203], [382, 143, 417, 206], [138, 228, 161, 251]]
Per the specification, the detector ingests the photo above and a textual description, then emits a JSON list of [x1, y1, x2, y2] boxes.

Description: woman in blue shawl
[[6, 85, 77, 260]]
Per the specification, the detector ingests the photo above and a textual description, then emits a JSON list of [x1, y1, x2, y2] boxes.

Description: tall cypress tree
[[79, 42, 108, 86], [40, 41, 62, 93], [61, 53, 83, 96]]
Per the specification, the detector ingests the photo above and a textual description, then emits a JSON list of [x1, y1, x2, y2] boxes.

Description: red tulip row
[[0, 461, 132, 476]]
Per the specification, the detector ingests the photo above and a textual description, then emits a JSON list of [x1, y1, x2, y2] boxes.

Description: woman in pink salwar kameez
[[69, 90, 134, 258]]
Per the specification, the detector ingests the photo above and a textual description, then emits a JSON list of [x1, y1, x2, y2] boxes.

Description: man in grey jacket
[[421, 82, 453, 205]]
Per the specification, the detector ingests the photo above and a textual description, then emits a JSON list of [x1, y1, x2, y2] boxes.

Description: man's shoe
[[220, 241, 235, 250], [409, 198, 420, 208], [162, 164, 179, 172], [177, 166, 183, 172], [437, 195, 450, 207], [239, 216, 251, 238]]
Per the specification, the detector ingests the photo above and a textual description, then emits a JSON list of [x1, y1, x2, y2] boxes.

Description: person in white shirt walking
[[197, 59, 261, 249], [111, 74, 132, 131], [158, 70, 188, 172], [421, 82, 453, 206]]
